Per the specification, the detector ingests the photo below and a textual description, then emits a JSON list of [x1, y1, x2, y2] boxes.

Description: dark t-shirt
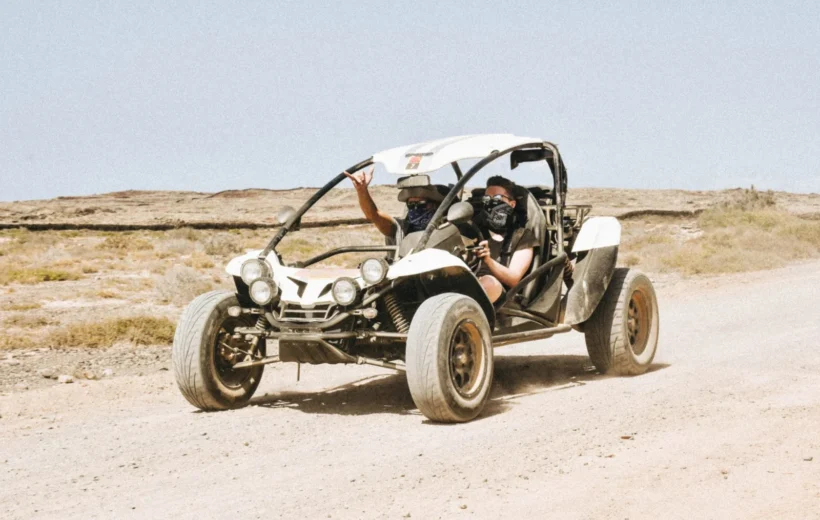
[[477, 227, 537, 284]]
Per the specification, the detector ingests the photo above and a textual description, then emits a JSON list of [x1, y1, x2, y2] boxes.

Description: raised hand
[[343, 166, 374, 191]]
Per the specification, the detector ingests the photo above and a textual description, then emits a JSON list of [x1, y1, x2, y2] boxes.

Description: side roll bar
[[501, 253, 567, 305]]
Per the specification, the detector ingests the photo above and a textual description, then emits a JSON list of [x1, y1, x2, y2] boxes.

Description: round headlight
[[360, 258, 388, 284], [249, 279, 278, 305], [241, 259, 269, 285], [331, 277, 358, 306]]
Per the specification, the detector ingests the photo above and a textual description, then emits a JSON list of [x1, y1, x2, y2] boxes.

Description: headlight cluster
[[360, 258, 388, 284], [331, 277, 359, 306], [250, 279, 278, 305], [241, 259, 278, 306], [240, 259, 270, 285], [330, 258, 389, 306]]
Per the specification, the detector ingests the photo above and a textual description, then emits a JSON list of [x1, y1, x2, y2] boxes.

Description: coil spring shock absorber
[[248, 315, 268, 357], [254, 316, 268, 332], [384, 293, 409, 333]]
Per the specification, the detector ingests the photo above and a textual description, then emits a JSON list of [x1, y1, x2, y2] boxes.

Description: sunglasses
[[482, 194, 513, 204], [406, 200, 430, 210]]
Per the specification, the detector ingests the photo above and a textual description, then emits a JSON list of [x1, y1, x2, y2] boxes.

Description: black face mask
[[406, 206, 435, 232], [479, 199, 515, 233]]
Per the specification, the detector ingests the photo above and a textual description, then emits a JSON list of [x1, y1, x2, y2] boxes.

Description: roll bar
[[259, 157, 374, 259], [415, 141, 564, 251], [260, 139, 566, 260]]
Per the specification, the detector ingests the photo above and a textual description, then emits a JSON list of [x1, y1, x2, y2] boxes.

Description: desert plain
[[1, 185, 820, 519]]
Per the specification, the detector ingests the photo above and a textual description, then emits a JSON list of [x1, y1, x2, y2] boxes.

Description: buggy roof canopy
[[372, 134, 544, 175]]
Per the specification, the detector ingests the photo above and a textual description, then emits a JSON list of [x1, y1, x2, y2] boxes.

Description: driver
[[474, 176, 535, 303], [345, 166, 447, 240]]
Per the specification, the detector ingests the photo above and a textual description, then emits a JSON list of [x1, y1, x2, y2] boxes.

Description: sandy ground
[[1, 262, 819, 519]]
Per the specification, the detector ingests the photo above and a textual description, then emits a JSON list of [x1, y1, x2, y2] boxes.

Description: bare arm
[[344, 167, 397, 238], [477, 242, 534, 288]]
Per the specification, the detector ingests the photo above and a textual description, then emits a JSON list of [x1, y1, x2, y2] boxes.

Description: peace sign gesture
[[343, 166, 374, 192]]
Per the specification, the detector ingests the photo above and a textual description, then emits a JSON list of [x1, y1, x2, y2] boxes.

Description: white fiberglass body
[[226, 249, 470, 306], [572, 217, 621, 252]]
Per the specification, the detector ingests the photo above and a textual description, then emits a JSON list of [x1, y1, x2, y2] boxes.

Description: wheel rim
[[627, 289, 651, 356], [448, 320, 486, 399], [213, 317, 255, 389]]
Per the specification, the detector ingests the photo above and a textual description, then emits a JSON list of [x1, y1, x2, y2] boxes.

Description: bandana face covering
[[406, 206, 435, 232], [479, 199, 515, 234]]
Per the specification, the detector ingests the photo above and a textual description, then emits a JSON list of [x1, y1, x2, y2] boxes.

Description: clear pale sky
[[2, 1, 819, 202]]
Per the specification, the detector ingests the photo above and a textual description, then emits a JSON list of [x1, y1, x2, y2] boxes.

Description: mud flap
[[564, 245, 618, 325]]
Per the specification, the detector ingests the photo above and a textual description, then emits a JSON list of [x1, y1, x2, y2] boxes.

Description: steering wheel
[[457, 222, 488, 272]]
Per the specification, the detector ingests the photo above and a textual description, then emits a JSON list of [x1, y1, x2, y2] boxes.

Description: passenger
[[345, 166, 447, 239], [474, 175, 535, 303]]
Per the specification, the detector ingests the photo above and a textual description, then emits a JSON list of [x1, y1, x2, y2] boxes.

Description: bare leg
[[479, 275, 504, 303]]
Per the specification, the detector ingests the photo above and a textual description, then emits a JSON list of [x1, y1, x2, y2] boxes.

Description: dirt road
[[2, 262, 819, 519]]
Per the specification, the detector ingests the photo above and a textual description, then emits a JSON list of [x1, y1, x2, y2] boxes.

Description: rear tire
[[584, 268, 659, 375], [173, 290, 265, 410], [406, 293, 493, 423]]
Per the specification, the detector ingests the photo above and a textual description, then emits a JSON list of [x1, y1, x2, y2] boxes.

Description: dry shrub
[[97, 234, 153, 252], [622, 232, 673, 250], [168, 227, 201, 241], [720, 186, 776, 211], [3, 314, 57, 328], [618, 220, 684, 272], [96, 289, 118, 299], [276, 225, 383, 266], [699, 208, 781, 230], [156, 238, 200, 256], [659, 209, 820, 275], [5, 229, 59, 247], [47, 316, 176, 348], [0, 335, 37, 350], [619, 197, 820, 275], [203, 233, 239, 257], [279, 236, 318, 257], [155, 265, 213, 304], [0, 230, 63, 260], [186, 252, 215, 270], [50, 258, 82, 269], [0, 267, 81, 285], [2, 302, 42, 311], [622, 253, 641, 267]]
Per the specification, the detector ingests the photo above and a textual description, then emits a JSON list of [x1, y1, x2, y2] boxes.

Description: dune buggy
[[172, 134, 659, 422]]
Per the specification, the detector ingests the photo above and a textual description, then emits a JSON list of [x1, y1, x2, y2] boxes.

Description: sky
[[1, 1, 819, 202]]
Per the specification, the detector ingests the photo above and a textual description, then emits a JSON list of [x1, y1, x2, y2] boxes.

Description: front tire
[[173, 290, 265, 410], [406, 293, 493, 423], [584, 268, 659, 375]]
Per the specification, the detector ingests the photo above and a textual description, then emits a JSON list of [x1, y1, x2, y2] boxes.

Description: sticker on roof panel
[[406, 155, 422, 170]]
